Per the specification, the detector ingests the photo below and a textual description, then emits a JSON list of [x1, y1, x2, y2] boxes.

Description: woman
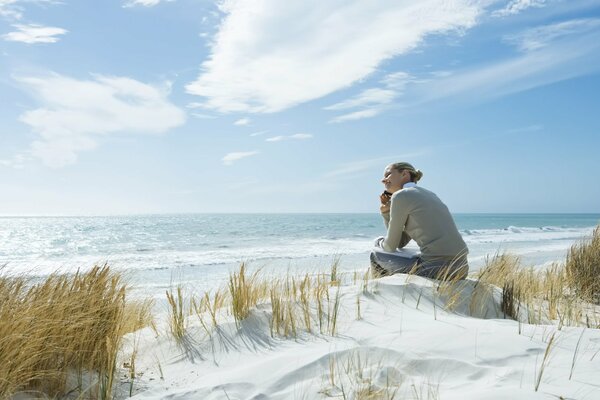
[[371, 162, 469, 280]]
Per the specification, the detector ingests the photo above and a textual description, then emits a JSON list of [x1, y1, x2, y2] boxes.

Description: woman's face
[[381, 165, 406, 193]]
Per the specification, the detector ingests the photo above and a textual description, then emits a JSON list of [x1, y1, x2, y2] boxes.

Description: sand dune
[[117, 274, 600, 399]]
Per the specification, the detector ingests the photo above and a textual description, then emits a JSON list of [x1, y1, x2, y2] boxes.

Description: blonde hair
[[391, 162, 423, 183]]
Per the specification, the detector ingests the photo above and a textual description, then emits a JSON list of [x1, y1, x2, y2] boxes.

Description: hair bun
[[414, 169, 423, 182]]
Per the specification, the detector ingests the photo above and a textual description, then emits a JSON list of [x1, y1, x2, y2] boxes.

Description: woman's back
[[387, 186, 467, 261]]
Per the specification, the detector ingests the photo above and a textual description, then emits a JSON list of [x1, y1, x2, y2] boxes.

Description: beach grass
[[0, 265, 151, 399], [566, 225, 600, 304], [228, 263, 267, 328], [166, 285, 187, 342], [472, 242, 600, 329]]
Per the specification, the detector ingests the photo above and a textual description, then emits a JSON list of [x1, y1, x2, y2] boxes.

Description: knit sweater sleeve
[[382, 192, 411, 252], [381, 211, 391, 229]]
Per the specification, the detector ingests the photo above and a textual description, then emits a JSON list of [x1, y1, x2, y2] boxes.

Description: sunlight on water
[[1, 213, 598, 293]]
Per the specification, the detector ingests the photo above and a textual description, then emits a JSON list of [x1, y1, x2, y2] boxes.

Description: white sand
[[117, 274, 600, 400]]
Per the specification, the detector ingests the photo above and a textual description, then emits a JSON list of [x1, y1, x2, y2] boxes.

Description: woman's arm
[[382, 192, 411, 252]]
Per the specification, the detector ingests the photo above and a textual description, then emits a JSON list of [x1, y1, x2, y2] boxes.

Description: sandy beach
[[109, 275, 598, 399], [112, 266, 600, 400]]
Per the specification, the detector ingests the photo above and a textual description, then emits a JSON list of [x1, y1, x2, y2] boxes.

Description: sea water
[[1, 214, 598, 296]]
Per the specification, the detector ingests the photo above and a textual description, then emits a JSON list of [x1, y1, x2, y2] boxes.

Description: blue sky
[[1, 0, 599, 215]]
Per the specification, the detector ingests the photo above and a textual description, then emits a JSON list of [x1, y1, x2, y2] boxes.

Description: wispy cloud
[[234, 117, 250, 126], [222, 151, 258, 166], [249, 130, 268, 137], [381, 71, 415, 90], [492, 0, 547, 17], [2, 23, 67, 43], [0, 0, 23, 19], [325, 88, 396, 111], [330, 109, 381, 124], [504, 18, 600, 52], [265, 133, 312, 142], [190, 112, 216, 119], [187, 102, 216, 118], [327, 71, 414, 123], [324, 151, 430, 179], [16, 73, 186, 168], [430, 70, 453, 78], [401, 19, 600, 108], [265, 135, 284, 142], [0, 153, 30, 169], [290, 133, 312, 140], [186, 1, 483, 113], [507, 124, 543, 133], [123, 0, 163, 8], [0, 0, 62, 21]]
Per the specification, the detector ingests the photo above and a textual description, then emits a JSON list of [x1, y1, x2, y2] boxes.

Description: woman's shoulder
[[391, 186, 421, 201]]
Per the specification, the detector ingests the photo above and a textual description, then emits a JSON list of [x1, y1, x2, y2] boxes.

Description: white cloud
[[249, 130, 267, 137], [265, 135, 284, 142], [327, 71, 417, 122], [380, 71, 413, 90], [432, 33, 598, 103], [2, 23, 67, 43], [328, 17, 600, 121], [123, 0, 161, 7], [392, 21, 600, 109], [222, 151, 258, 165], [330, 108, 381, 123], [492, 0, 547, 17], [289, 133, 312, 140], [0, 0, 22, 19], [234, 117, 250, 126], [0, 0, 62, 21], [16, 73, 186, 168], [326, 71, 414, 122], [324, 151, 430, 179], [186, 0, 483, 113], [187, 102, 217, 118], [325, 88, 396, 111], [266, 133, 312, 142], [504, 18, 600, 52], [0, 153, 30, 169], [190, 112, 216, 119], [430, 70, 453, 78]]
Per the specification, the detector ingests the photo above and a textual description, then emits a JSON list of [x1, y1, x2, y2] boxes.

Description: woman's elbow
[[382, 240, 396, 252]]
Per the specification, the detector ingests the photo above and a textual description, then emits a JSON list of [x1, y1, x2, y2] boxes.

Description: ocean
[[1, 214, 598, 296]]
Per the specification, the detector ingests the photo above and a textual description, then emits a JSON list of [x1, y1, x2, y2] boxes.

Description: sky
[[1, 0, 599, 215]]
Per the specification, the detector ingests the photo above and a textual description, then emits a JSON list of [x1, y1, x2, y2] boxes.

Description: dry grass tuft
[[0, 265, 148, 399], [166, 285, 187, 341], [501, 280, 520, 320], [229, 263, 268, 328], [123, 298, 155, 335], [227, 261, 345, 338], [473, 251, 600, 328], [566, 226, 600, 304]]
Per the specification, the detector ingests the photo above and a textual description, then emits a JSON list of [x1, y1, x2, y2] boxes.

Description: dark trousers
[[370, 250, 468, 280]]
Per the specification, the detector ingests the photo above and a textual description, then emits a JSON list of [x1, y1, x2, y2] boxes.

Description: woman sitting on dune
[[371, 162, 469, 280]]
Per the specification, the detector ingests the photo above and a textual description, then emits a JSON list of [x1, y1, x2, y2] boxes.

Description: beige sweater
[[381, 185, 468, 261]]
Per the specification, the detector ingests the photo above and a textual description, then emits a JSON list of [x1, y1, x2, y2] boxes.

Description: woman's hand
[[379, 192, 391, 213]]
